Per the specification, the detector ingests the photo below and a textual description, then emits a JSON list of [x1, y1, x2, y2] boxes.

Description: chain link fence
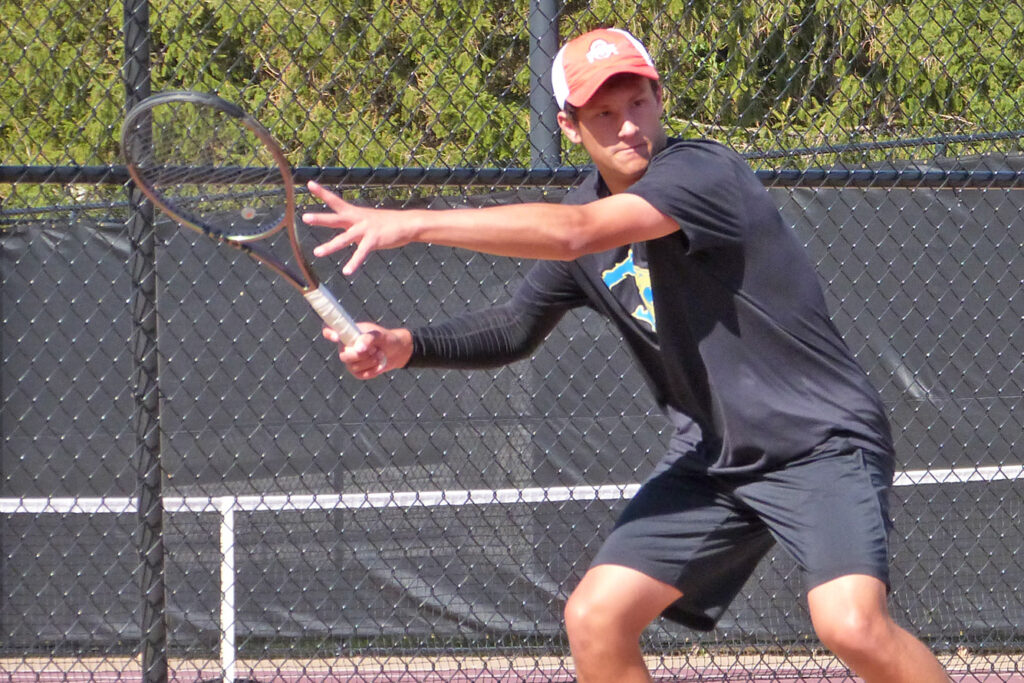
[[1, 1, 1022, 681]]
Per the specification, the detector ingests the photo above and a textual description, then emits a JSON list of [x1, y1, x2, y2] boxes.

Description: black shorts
[[591, 439, 895, 632]]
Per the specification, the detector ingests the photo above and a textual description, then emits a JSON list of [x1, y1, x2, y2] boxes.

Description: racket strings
[[128, 100, 287, 239]]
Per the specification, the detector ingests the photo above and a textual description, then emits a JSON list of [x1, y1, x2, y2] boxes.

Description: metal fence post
[[528, 0, 561, 168], [123, 1, 166, 682]]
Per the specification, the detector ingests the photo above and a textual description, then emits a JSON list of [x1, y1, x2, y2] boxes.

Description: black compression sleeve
[[407, 298, 565, 369]]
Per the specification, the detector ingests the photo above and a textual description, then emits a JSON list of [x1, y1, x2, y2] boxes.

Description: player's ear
[[557, 110, 582, 145], [654, 82, 666, 113]]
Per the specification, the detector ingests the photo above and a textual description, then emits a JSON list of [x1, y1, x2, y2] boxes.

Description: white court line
[[1, 465, 1020, 515]]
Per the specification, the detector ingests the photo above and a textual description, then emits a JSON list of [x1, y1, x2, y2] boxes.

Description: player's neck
[[597, 132, 668, 195]]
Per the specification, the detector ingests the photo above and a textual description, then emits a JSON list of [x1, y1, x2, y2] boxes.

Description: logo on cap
[[586, 39, 619, 63]]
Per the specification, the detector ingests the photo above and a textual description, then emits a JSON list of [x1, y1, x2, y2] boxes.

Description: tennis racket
[[120, 90, 361, 345]]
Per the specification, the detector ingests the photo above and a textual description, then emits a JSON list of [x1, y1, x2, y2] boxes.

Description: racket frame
[[121, 90, 361, 345]]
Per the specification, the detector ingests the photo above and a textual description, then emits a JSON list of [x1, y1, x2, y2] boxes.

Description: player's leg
[[567, 459, 776, 683], [564, 564, 681, 683], [736, 441, 950, 683], [807, 574, 951, 683]]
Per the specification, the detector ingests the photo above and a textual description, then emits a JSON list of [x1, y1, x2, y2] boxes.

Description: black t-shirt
[[518, 138, 893, 473]]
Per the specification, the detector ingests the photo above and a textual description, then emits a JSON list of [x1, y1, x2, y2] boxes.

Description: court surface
[[5, 653, 1024, 682]]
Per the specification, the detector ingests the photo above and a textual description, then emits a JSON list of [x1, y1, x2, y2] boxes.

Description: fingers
[[312, 229, 370, 271], [304, 180, 365, 266], [312, 231, 356, 258], [323, 326, 388, 379], [310, 217, 374, 272], [305, 179, 410, 275], [302, 212, 345, 228], [304, 180, 348, 212], [303, 181, 353, 234], [341, 240, 372, 276]]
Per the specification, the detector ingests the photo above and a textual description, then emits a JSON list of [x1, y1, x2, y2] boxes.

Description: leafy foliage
[[1, 0, 1021, 180]]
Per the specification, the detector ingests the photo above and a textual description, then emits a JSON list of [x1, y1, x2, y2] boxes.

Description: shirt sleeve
[[407, 260, 585, 369], [626, 140, 749, 253]]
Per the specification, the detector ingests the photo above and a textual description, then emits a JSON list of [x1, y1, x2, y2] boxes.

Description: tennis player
[[305, 27, 950, 683]]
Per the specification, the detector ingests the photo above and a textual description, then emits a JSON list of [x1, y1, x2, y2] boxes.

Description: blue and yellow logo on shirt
[[602, 247, 656, 331]]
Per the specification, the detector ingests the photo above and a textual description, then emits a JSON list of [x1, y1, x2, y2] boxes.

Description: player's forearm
[[406, 193, 678, 260], [403, 202, 593, 261], [407, 298, 564, 369]]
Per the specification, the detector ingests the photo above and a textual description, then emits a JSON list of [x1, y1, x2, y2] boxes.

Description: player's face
[[558, 75, 667, 193]]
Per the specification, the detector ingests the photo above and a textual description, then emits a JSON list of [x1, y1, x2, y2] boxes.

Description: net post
[[218, 497, 238, 683]]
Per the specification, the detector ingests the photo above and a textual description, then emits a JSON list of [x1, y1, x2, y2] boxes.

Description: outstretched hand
[[303, 180, 418, 275]]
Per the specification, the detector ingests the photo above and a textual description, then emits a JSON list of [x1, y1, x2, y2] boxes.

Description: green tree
[[1, 0, 1021, 208]]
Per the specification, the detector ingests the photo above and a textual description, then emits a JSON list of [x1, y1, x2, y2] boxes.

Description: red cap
[[551, 28, 660, 110]]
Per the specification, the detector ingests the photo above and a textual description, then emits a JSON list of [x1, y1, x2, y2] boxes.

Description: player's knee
[[564, 586, 628, 651], [812, 605, 892, 662], [563, 588, 597, 643]]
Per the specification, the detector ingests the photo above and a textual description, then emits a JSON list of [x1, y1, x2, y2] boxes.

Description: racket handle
[[304, 284, 361, 346]]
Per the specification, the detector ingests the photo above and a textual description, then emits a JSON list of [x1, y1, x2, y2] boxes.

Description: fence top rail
[[2, 165, 1023, 189]]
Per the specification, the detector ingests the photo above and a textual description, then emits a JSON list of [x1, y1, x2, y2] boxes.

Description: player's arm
[[324, 289, 567, 380], [304, 181, 678, 275]]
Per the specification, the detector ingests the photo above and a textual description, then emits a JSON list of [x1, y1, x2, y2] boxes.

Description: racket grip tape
[[304, 285, 361, 346]]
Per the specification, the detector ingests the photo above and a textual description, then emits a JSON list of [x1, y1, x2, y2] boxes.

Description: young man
[[303, 27, 950, 683]]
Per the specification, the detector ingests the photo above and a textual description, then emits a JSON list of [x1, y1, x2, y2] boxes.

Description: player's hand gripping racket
[[120, 90, 361, 346]]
